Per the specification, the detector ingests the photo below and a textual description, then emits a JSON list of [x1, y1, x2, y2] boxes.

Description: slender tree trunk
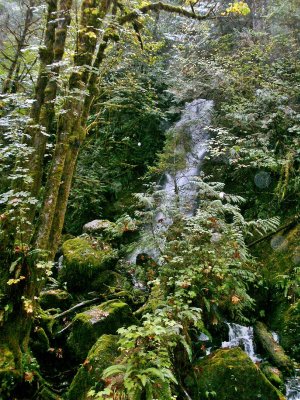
[[24, 0, 73, 233], [2, 0, 35, 94]]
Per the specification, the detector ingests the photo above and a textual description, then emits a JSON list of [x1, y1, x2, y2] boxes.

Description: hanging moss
[[59, 236, 118, 292], [186, 348, 285, 400], [67, 300, 137, 361], [67, 334, 119, 400]]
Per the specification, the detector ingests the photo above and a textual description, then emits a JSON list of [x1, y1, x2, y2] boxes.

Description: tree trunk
[[2, 0, 35, 94]]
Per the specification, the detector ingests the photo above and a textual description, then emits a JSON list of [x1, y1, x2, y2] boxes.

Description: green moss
[[39, 289, 72, 310], [187, 348, 285, 400], [38, 386, 61, 399], [254, 321, 293, 374], [260, 362, 285, 392], [0, 344, 20, 395], [59, 236, 118, 292], [67, 334, 119, 400], [67, 300, 137, 361], [280, 300, 300, 361], [91, 270, 131, 293], [30, 327, 50, 355]]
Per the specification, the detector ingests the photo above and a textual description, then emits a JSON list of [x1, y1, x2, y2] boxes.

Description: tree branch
[[118, 1, 216, 25]]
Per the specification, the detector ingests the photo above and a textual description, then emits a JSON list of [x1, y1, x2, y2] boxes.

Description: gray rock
[[83, 219, 115, 234]]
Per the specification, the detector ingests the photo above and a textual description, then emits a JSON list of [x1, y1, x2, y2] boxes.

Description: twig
[[55, 321, 73, 336], [53, 297, 101, 320]]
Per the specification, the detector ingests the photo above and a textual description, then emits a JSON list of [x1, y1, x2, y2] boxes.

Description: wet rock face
[[67, 300, 136, 361], [68, 334, 119, 400], [187, 348, 285, 400], [59, 236, 117, 292]]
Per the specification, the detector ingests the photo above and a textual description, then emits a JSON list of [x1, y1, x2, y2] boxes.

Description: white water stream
[[222, 322, 261, 362], [222, 323, 300, 400], [128, 98, 213, 265], [156, 98, 213, 218]]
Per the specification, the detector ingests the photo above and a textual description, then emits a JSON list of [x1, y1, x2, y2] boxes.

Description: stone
[[280, 300, 300, 362], [67, 300, 136, 361], [67, 335, 119, 400], [59, 237, 117, 292], [39, 289, 72, 310], [186, 348, 285, 400], [92, 270, 131, 293], [254, 321, 293, 374], [83, 220, 115, 235]]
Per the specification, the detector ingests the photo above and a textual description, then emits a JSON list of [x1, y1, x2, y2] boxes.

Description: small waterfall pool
[[222, 323, 300, 400]]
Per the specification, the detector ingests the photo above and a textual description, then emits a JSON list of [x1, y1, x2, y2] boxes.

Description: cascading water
[[286, 371, 300, 400], [221, 323, 261, 362], [156, 98, 214, 218], [222, 323, 300, 400], [128, 98, 213, 264]]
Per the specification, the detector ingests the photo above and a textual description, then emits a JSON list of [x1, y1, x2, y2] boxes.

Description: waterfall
[[157, 98, 214, 218], [128, 98, 213, 264], [221, 322, 261, 362]]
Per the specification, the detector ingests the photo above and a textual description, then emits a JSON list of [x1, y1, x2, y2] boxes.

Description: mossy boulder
[[30, 327, 50, 355], [187, 348, 285, 400], [280, 300, 300, 361], [67, 300, 136, 361], [39, 289, 72, 310], [59, 237, 117, 292], [254, 321, 294, 374], [67, 334, 119, 400], [260, 362, 285, 392], [92, 270, 131, 293]]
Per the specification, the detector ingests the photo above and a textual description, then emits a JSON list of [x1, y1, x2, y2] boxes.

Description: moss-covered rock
[[30, 327, 50, 355], [254, 321, 294, 374], [67, 334, 119, 400], [280, 300, 300, 362], [92, 270, 131, 293], [260, 362, 285, 392], [67, 300, 136, 361], [186, 348, 285, 400], [40, 289, 73, 310], [59, 237, 117, 292], [252, 224, 299, 320]]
